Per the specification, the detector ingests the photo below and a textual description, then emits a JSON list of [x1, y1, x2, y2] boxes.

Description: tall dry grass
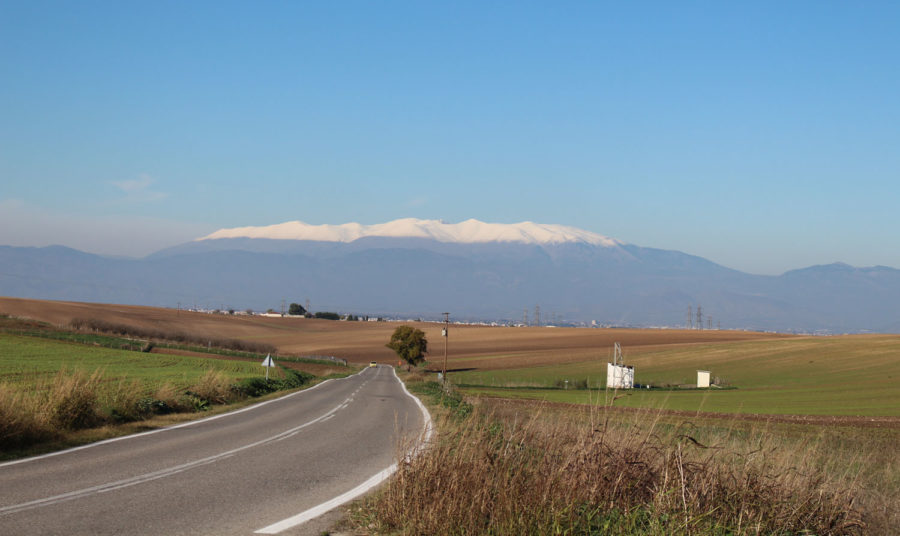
[[0, 368, 244, 452], [367, 383, 865, 535]]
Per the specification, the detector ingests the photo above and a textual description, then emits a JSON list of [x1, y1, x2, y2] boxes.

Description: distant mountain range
[[1, 218, 898, 333]]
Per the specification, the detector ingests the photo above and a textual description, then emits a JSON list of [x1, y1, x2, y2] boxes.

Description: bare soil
[[0, 297, 793, 367]]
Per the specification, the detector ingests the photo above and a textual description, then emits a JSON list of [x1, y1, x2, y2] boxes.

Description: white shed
[[697, 370, 711, 388], [607, 363, 634, 389]]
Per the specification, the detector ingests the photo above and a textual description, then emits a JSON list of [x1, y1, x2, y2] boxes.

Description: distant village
[[179, 302, 835, 335]]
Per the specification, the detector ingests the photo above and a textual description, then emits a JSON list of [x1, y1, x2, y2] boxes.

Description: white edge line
[[254, 366, 433, 534], [0, 368, 367, 469]]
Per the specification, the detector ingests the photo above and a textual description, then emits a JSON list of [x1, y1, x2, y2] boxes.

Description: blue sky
[[1, 1, 898, 274]]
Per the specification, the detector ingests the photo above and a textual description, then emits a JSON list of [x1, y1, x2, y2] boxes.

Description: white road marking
[[0, 367, 370, 470], [0, 371, 375, 516], [254, 366, 433, 534]]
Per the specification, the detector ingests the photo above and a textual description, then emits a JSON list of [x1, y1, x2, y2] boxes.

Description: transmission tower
[[696, 305, 703, 330], [523, 308, 528, 326], [534, 305, 541, 327], [687, 305, 693, 329]]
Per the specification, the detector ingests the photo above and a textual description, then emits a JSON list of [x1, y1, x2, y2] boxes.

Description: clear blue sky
[[1, 1, 898, 274]]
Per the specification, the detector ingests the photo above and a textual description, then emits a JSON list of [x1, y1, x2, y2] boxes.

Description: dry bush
[[153, 382, 187, 412], [370, 401, 864, 535], [46, 369, 103, 430], [102, 378, 149, 422], [187, 369, 233, 405], [0, 384, 56, 449]]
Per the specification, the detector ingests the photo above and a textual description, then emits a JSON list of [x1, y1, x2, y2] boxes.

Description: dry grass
[[0, 367, 247, 452], [364, 381, 866, 535]]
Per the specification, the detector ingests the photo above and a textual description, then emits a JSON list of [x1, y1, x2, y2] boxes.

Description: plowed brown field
[[0, 297, 791, 367]]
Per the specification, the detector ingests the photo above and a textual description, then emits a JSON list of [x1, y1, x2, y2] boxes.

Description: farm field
[[455, 336, 900, 416], [2, 297, 897, 418], [0, 297, 789, 365], [0, 334, 280, 391]]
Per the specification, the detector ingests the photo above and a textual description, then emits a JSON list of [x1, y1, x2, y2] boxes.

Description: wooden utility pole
[[442, 312, 450, 382]]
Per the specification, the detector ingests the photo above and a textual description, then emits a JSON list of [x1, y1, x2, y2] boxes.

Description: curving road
[[0, 365, 428, 536]]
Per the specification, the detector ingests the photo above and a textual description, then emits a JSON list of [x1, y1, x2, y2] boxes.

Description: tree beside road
[[386, 326, 427, 370]]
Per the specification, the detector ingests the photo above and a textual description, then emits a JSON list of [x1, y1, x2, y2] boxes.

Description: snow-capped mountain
[[2, 218, 900, 333], [199, 218, 621, 247]]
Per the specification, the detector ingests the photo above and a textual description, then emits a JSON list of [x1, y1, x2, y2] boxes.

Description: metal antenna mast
[[441, 312, 450, 382]]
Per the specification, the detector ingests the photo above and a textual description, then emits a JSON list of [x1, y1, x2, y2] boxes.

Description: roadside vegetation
[[0, 316, 353, 458], [354, 372, 897, 535]]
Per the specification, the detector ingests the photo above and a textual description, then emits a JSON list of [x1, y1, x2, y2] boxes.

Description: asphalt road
[[0, 365, 428, 536]]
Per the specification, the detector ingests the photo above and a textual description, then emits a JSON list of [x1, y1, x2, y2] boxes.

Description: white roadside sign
[[262, 354, 275, 380]]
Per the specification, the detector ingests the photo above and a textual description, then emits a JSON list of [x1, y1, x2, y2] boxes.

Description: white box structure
[[697, 370, 711, 388], [607, 363, 634, 389]]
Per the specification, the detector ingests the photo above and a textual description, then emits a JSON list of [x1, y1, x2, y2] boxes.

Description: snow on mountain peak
[[198, 218, 621, 247]]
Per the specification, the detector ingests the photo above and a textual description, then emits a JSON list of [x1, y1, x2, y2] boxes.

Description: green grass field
[[0, 334, 279, 392], [455, 336, 900, 416]]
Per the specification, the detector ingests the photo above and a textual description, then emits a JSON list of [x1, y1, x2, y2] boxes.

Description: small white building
[[606, 342, 634, 389], [697, 370, 711, 388], [607, 363, 634, 389]]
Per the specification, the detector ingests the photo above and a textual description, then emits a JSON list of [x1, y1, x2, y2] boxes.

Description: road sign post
[[261, 354, 276, 381]]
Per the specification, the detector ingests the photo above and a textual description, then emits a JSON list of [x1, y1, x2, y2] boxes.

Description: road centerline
[[0, 374, 369, 517]]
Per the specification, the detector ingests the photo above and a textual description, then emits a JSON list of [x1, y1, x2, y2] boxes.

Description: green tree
[[314, 311, 340, 320], [288, 302, 306, 316], [386, 325, 428, 370]]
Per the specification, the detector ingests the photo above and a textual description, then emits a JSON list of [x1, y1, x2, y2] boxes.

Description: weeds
[[365, 381, 865, 535], [0, 365, 313, 452]]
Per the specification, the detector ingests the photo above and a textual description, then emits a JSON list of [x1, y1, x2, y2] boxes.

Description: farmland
[[3, 297, 899, 532], [454, 336, 900, 416], [1, 297, 898, 419], [0, 335, 278, 391]]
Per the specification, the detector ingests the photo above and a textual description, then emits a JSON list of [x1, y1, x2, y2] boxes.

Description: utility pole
[[281, 299, 285, 317], [177, 302, 180, 317], [441, 312, 450, 382], [708, 316, 712, 330], [523, 308, 528, 326], [696, 305, 703, 330]]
